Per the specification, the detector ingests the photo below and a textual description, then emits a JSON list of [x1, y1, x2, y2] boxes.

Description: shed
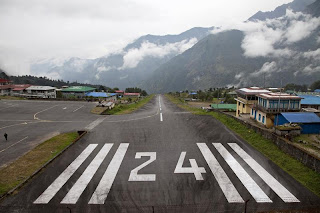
[[210, 104, 237, 111], [275, 112, 320, 134]]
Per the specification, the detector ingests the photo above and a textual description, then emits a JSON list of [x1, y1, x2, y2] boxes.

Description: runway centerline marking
[[0, 122, 28, 130], [213, 143, 272, 203], [89, 143, 129, 204], [61, 144, 113, 204], [34, 144, 98, 204], [228, 143, 300, 203], [85, 117, 107, 131], [0, 136, 28, 153], [160, 113, 163, 121], [197, 143, 244, 203]]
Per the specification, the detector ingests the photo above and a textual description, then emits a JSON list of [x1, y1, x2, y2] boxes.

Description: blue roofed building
[[275, 112, 320, 134], [299, 95, 320, 111], [86, 92, 117, 102]]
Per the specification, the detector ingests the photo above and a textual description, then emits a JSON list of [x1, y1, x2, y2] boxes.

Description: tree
[[310, 80, 320, 91]]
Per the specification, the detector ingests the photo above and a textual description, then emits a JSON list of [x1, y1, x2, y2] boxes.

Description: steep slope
[[143, 5, 320, 93], [248, 0, 315, 21], [30, 27, 214, 89]]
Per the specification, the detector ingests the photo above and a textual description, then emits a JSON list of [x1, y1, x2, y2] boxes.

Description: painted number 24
[[128, 152, 206, 181]]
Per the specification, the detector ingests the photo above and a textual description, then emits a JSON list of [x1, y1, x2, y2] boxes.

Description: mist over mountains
[[26, 0, 320, 93]]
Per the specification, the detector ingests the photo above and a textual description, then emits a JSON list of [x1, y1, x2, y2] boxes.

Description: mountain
[[30, 27, 214, 89], [248, 0, 315, 21], [142, 0, 320, 93]]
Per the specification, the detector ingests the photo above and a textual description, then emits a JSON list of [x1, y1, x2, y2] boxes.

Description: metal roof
[[280, 112, 320, 123], [258, 92, 302, 100], [210, 104, 237, 110], [299, 95, 320, 105], [237, 87, 270, 95], [0, 78, 12, 83], [61, 86, 96, 92], [86, 92, 117, 97], [26, 86, 56, 90]]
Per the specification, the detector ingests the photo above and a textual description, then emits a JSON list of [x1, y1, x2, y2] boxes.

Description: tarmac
[[0, 95, 319, 212]]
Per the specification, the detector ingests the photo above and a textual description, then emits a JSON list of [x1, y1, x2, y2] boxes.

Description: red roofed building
[[11, 84, 32, 97], [0, 84, 13, 96], [0, 78, 12, 85], [124, 93, 140, 98], [115, 90, 124, 94]]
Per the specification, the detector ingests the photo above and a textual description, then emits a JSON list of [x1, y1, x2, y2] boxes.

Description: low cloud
[[294, 64, 320, 76], [251, 61, 278, 77], [121, 38, 198, 69], [303, 48, 320, 61]]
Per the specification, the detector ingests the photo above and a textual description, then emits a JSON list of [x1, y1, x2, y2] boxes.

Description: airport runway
[[0, 95, 319, 212]]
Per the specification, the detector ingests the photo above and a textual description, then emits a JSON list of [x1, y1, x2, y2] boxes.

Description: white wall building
[[25, 86, 56, 98]]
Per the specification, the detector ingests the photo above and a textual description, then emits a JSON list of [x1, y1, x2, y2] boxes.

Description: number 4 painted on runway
[[174, 152, 206, 180]]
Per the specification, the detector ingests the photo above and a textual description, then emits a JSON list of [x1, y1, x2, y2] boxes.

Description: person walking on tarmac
[[4, 133, 8, 141]]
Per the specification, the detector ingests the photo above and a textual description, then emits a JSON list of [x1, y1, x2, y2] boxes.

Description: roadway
[[0, 95, 319, 212]]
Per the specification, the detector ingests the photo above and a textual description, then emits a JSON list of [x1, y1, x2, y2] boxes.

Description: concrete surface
[[0, 95, 319, 212]]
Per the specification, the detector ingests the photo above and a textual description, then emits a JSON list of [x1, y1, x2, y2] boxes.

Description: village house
[[235, 87, 271, 117], [251, 92, 302, 128]]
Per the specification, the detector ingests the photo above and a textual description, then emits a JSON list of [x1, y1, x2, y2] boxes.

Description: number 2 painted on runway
[[129, 152, 156, 181]]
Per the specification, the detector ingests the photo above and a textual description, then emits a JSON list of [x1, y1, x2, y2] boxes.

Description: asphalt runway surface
[[0, 95, 320, 212]]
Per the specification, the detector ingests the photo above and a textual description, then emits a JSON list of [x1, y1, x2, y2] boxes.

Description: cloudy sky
[[0, 0, 292, 75]]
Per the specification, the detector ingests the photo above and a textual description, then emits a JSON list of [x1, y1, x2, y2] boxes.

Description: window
[[238, 102, 240, 106], [258, 114, 261, 121], [252, 109, 254, 115], [243, 104, 245, 108], [262, 116, 265, 123]]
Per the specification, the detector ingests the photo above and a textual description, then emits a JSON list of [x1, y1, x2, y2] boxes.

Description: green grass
[[166, 94, 320, 197], [0, 132, 79, 196], [0, 96, 26, 100], [105, 95, 155, 115]]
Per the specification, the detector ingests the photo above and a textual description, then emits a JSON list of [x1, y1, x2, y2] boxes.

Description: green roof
[[61, 86, 96, 92], [210, 104, 237, 110]]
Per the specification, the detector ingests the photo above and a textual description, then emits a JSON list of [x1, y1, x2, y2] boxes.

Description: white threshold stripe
[[61, 144, 113, 204], [34, 144, 98, 204], [228, 143, 300, 203], [89, 143, 129, 204], [73, 105, 84, 112], [160, 113, 163, 121], [197, 143, 244, 203], [213, 143, 272, 203]]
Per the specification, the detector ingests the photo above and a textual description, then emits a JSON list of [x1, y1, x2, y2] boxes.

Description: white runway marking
[[129, 152, 156, 181], [73, 105, 84, 112], [63, 107, 67, 110], [85, 117, 107, 131], [61, 144, 113, 204], [228, 143, 300, 203], [160, 113, 163, 121], [174, 152, 206, 180], [0, 122, 28, 130], [213, 143, 272, 203], [34, 144, 97, 204], [197, 143, 244, 203], [89, 143, 129, 204], [34, 105, 58, 120], [0, 136, 28, 153]]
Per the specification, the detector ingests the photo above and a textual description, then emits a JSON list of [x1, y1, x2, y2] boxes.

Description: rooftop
[[0, 78, 12, 83], [210, 104, 237, 110], [280, 112, 320, 123], [237, 87, 270, 95], [124, 93, 140, 96], [61, 86, 96, 92], [258, 92, 302, 100], [12, 84, 32, 91], [299, 95, 320, 105], [86, 92, 117, 98], [26, 86, 56, 90]]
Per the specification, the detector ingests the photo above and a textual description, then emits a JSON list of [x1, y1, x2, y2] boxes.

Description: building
[[299, 95, 320, 110], [61, 86, 96, 98], [86, 92, 117, 102], [123, 93, 140, 98], [25, 86, 56, 98], [11, 84, 32, 97], [275, 112, 320, 134], [251, 93, 302, 127], [0, 85, 13, 96], [115, 90, 124, 94], [235, 87, 271, 117], [0, 78, 12, 85]]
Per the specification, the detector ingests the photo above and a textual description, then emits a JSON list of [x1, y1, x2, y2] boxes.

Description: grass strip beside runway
[[0, 132, 78, 196], [105, 94, 155, 115], [165, 94, 320, 198]]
